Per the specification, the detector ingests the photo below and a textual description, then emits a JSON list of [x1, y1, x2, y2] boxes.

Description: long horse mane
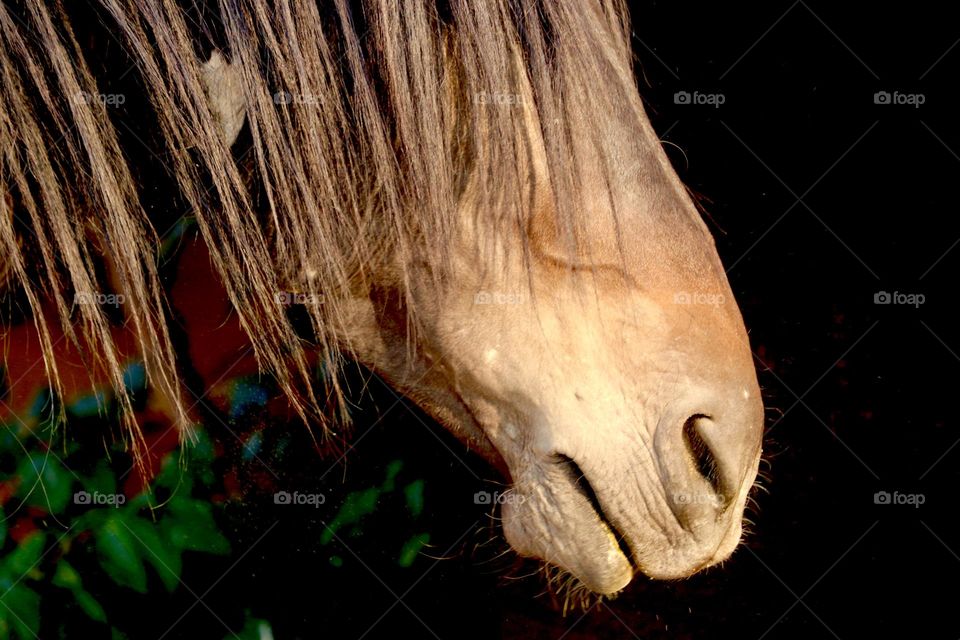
[[0, 0, 644, 463]]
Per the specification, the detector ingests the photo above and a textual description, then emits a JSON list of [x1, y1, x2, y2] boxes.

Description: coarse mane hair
[[0, 0, 644, 463]]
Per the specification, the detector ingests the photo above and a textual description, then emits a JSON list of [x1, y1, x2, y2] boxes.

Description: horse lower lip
[[556, 454, 637, 570], [501, 481, 635, 594]]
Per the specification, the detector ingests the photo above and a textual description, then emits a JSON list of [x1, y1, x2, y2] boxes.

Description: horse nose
[[655, 405, 761, 532]]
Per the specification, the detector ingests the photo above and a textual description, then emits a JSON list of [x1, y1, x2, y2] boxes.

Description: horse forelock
[[0, 0, 647, 461]]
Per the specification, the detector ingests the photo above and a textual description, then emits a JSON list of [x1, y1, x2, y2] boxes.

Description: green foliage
[[16, 453, 73, 514], [0, 373, 434, 637], [0, 410, 232, 638], [319, 460, 433, 568]]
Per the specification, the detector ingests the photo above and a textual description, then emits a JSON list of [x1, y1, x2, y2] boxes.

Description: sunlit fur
[[0, 0, 640, 458]]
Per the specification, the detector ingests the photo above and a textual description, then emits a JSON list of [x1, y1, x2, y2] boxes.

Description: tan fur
[[0, 0, 641, 451]]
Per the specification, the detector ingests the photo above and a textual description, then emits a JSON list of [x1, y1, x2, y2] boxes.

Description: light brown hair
[[0, 0, 644, 462]]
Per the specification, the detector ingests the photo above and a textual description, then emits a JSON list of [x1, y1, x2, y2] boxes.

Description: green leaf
[[320, 488, 380, 545], [16, 453, 74, 514], [381, 460, 404, 492], [52, 560, 108, 622], [95, 514, 147, 593], [397, 533, 430, 568], [51, 560, 82, 590], [123, 518, 182, 592], [2, 532, 46, 578], [73, 506, 110, 532], [404, 480, 425, 518], [186, 429, 215, 466], [0, 584, 40, 640], [152, 454, 193, 498], [82, 460, 117, 497], [74, 589, 107, 623], [52, 560, 107, 622], [163, 497, 229, 554], [0, 506, 7, 548]]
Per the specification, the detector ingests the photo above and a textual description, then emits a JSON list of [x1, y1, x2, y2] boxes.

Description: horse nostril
[[682, 414, 723, 498]]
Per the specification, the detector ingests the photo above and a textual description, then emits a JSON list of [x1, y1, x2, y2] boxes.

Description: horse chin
[[503, 507, 634, 595], [498, 471, 636, 595]]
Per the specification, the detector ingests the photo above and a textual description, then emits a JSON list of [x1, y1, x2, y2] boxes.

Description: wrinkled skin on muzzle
[[345, 81, 763, 596]]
